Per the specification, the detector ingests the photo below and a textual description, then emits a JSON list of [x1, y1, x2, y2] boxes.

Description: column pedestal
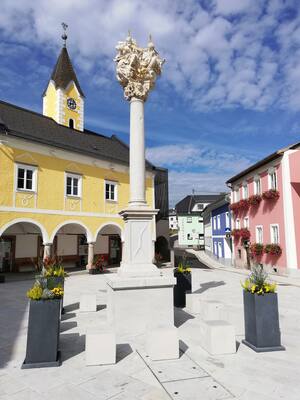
[[43, 243, 52, 260]]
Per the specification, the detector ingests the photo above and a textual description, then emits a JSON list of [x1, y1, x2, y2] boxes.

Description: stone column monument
[[106, 34, 176, 345]]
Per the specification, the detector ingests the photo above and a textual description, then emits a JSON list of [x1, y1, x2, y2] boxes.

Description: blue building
[[204, 194, 232, 264]]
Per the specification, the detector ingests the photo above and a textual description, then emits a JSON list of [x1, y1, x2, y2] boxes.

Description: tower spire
[[61, 22, 68, 47]]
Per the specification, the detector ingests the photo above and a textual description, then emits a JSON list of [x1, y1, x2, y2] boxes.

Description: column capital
[[43, 242, 53, 246]]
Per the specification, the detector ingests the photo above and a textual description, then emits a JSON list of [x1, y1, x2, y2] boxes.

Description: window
[[234, 187, 240, 202], [187, 216, 192, 223], [242, 182, 248, 199], [236, 219, 240, 229], [244, 217, 249, 228], [105, 181, 117, 201], [217, 215, 221, 230], [268, 169, 278, 190], [66, 173, 81, 197], [270, 224, 279, 244], [254, 176, 261, 195], [187, 233, 192, 240], [256, 226, 263, 244], [69, 119, 74, 129], [225, 212, 230, 228], [213, 216, 217, 230], [16, 164, 36, 191]]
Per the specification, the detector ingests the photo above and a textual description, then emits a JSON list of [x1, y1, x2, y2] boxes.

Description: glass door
[[109, 236, 121, 265]]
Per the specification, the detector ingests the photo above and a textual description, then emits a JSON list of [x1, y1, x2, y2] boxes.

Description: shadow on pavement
[[194, 280, 226, 294], [174, 308, 195, 328]]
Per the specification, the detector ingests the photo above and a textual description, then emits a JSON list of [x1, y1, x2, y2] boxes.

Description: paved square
[[0, 267, 300, 399]]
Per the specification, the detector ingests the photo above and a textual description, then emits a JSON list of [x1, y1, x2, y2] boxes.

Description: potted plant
[[231, 229, 241, 238], [241, 265, 285, 352], [250, 243, 264, 257], [173, 259, 191, 308], [262, 189, 280, 201], [264, 244, 282, 257], [230, 202, 240, 214], [22, 280, 63, 368], [239, 199, 250, 210], [38, 257, 67, 313], [248, 194, 262, 207], [89, 255, 107, 274]]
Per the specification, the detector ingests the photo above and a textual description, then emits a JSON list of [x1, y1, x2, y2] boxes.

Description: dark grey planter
[[173, 272, 192, 308], [242, 290, 285, 352], [47, 277, 65, 314], [22, 299, 61, 368]]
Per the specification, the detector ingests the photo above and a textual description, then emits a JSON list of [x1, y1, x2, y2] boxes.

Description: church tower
[[43, 23, 85, 131]]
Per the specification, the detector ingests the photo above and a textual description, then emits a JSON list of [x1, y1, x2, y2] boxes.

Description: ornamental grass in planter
[[241, 265, 285, 352], [174, 260, 191, 308], [22, 280, 64, 368]]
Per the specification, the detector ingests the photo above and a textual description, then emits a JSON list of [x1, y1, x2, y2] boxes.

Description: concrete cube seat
[[146, 326, 179, 361], [199, 300, 225, 321], [80, 293, 97, 312], [185, 293, 202, 314], [219, 305, 244, 335], [200, 320, 236, 355], [85, 327, 116, 366]]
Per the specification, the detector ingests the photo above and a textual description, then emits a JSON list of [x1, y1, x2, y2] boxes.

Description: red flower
[[231, 229, 241, 237], [262, 189, 280, 200], [248, 194, 262, 207], [264, 244, 282, 256], [250, 243, 264, 257], [240, 228, 251, 240], [239, 199, 250, 210]]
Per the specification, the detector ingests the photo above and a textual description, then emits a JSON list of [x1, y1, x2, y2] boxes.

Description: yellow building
[[0, 38, 169, 273]]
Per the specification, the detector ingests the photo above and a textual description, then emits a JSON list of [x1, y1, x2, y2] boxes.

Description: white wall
[[15, 235, 37, 258], [94, 235, 109, 253], [57, 235, 78, 256]]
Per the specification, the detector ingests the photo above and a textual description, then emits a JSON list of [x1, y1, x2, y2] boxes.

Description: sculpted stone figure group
[[115, 33, 165, 101]]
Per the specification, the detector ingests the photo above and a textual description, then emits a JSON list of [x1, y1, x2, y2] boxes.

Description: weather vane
[[61, 22, 68, 47]]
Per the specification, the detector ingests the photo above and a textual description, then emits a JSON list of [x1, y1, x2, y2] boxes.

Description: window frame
[[254, 175, 261, 195], [242, 182, 248, 199], [105, 180, 118, 202], [236, 219, 240, 229], [65, 172, 82, 198], [225, 211, 230, 228], [268, 168, 278, 190], [255, 225, 263, 244], [16, 163, 37, 192], [217, 215, 221, 230], [244, 217, 249, 229], [270, 224, 280, 244], [234, 186, 240, 202], [213, 216, 217, 230]]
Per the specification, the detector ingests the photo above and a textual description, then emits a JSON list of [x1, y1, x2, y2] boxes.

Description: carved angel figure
[[115, 34, 164, 101]]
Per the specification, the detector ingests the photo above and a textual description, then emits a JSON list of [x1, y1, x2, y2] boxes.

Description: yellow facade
[[0, 142, 154, 243]]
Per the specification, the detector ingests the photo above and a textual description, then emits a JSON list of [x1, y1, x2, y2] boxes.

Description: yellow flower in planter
[[50, 287, 64, 298]]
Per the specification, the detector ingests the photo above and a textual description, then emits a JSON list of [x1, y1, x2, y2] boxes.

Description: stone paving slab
[[1, 268, 300, 399]]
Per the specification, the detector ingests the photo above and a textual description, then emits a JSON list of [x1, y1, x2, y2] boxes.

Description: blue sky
[[1, 0, 300, 206]]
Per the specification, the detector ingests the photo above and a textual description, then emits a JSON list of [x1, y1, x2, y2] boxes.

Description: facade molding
[[282, 151, 297, 269], [0, 217, 49, 243], [50, 219, 93, 243]]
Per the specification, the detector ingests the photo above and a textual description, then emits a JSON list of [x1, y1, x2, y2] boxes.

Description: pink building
[[226, 143, 300, 276]]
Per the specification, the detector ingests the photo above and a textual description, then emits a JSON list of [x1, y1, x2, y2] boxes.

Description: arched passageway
[[0, 220, 46, 272], [155, 235, 170, 262], [51, 222, 91, 269], [94, 224, 123, 266]]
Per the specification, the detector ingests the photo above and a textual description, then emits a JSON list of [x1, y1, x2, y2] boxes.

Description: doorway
[[0, 237, 14, 272], [109, 235, 122, 265]]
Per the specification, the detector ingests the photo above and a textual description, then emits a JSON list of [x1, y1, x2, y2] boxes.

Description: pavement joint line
[[160, 375, 211, 384], [180, 344, 236, 399], [135, 349, 173, 400]]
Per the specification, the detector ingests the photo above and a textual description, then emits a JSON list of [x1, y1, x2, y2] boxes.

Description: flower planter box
[[173, 272, 192, 308], [242, 291, 285, 352], [46, 277, 65, 314], [22, 299, 61, 368]]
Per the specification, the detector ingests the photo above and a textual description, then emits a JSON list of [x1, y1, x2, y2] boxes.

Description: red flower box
[[231, 229, 241, 237], [239, 199, 250, 210], [248, 194, 262, 207], [230, 202, 240, 213], [262, 190, 280, 200], [250, 243, 264, 257], [264, 244, 282, 256], [240, 228, 251, 240]]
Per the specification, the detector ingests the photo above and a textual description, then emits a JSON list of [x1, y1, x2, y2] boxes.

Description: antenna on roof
[[61, 22, 68, 47]]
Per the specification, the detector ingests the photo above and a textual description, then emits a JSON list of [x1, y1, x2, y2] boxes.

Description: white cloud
[[0, 0, 300, 111]]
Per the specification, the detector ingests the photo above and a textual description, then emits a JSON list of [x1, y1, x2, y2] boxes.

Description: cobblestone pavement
[[0, 267, 299, 400]]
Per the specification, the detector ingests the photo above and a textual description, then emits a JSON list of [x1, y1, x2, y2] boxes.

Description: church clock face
[[67, 98, 77, 110]]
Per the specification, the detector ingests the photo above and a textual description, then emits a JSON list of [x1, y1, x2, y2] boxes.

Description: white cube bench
[[85, 327, 116, 366], [146, 326, 179, 361], [80, 293, 97, 312], [219, 305, 245, 335], [185, 293, 202, 314], [199, 300, 224, 321], [200, 320, 236, 355]]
